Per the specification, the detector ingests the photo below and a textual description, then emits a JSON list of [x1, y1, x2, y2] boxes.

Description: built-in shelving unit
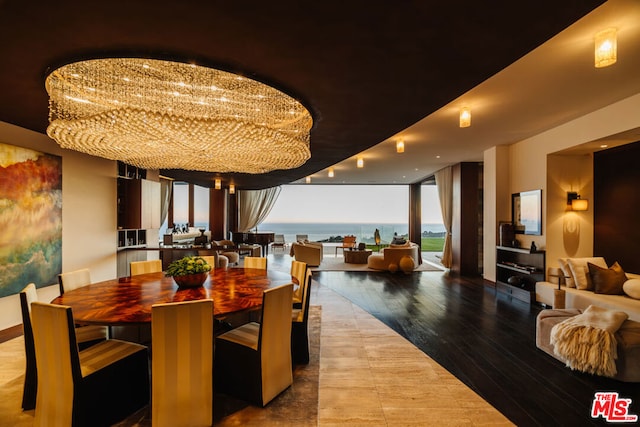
[[117, 229, 147, 249], [496, 245, 545, 303], [116, 161, 159, 277]]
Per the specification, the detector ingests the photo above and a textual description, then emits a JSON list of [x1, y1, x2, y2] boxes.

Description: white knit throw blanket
[[550, 305, 628, 377]]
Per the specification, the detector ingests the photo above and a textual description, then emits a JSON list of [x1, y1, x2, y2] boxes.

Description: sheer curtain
[[238, 186, 281, 232], [435, 166, 453, 268], [160, 177, 173, 228]]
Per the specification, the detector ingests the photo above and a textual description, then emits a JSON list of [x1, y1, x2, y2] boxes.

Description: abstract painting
[[0, 142, 62, 298]]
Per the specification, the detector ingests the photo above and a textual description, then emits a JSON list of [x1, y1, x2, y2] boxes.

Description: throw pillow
[[398, 255, 415, 273], [566, 257, 607, 290], [390, 241, 410, 248], [588, 261, 628, 295], [558, 258, 575, 288], [623, 279, 640, 299]]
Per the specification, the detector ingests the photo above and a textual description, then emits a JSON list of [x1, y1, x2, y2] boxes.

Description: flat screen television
[[512, 189, 542, 235]]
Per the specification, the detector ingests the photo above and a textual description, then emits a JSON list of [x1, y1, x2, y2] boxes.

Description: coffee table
[[344, 249, 372, 264]]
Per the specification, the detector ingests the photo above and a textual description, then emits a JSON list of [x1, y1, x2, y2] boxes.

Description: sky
[[263, 184, 443, 224]]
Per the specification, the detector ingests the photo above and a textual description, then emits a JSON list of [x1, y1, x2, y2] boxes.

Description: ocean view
[[257, 222, 446, 244]]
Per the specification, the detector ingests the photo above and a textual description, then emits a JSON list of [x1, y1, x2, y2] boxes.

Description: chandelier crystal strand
[[45, 58, 312, 173]]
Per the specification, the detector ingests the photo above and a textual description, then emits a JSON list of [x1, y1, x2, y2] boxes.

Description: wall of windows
[[421, 183, 445, 251], [261, 185, 410, 244], [193, 184, 210, 230], [162, 182, 444, 252], [161, 181, 210, 236], [172, 181, 189, 225]]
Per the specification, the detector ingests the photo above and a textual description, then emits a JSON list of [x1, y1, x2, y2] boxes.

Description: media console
[[496, 245, 545, 303]]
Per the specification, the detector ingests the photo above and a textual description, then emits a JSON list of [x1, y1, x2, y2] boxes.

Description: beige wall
[[546, 153, 594, 268], [484, 92, 640, 280], [0, 122, 117, 330], [482, 146, 510, 282]]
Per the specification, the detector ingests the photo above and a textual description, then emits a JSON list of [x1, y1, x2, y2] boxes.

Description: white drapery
[[435, 166, 453, 268], [238, 187, 281, 232], [160, 177, 173, 227]]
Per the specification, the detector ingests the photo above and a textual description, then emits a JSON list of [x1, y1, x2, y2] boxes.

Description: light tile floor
[[315, 283, 513, 426]]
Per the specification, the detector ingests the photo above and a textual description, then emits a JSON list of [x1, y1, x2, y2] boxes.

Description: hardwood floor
[[313, 269, 640, 427]]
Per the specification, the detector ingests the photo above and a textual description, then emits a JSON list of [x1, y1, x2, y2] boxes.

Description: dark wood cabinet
[[495, 246, 545, 303], [117, 178, 161, 230]]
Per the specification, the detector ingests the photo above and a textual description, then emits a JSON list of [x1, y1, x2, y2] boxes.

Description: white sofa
[[367, 242, 421, 271], [535, 257, 640, 322], [167, 227, 211, 244]]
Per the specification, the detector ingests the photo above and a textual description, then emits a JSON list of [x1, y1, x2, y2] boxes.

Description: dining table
[[51, 267, 293, 326]]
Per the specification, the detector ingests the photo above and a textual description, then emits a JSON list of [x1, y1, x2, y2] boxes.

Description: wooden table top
[[51, 268, 292, 325]]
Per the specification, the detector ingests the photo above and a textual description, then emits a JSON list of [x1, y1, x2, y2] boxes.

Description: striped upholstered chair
[[290, 260, 308, 306], [130, 259, 162, 276], [30, 302, 149, 426], [291, 269, 313, 364], [215, 283, 294, 406], [151, 299, 214, 427], [19, 283, 108, 411], [57, 268, 92, 294], [244, 256, 268, 270]]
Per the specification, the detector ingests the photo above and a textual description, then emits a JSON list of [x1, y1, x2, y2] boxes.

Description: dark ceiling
[[0, 1, 604, 189]]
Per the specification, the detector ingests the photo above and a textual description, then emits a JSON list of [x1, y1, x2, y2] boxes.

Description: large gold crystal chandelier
[[45, 58, 313, 173]]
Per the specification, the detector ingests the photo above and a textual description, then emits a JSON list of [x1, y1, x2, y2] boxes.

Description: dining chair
[[244, 256, 268, 270], [130, 259, 162, 276], [58, 268, 91, 294], [151, 299, 214, 427], [126, 260, 164, 343], [215, 283, 294, 406], [290, 260, 308, 305], [19, 283, 108, 411], [335, 235, 357, 256], [200, 253, 232, 269], [292, 269, 313, 364], [30, 301, 149, 427], [59, 267, 125, 342]]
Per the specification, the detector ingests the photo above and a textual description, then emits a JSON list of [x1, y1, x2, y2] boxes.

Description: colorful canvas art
[[0, 142, 62, 298]]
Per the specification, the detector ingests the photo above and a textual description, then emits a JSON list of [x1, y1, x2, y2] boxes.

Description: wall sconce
[[328, 167, 334, 178], [214, 178, 221, 190], [229, 184, 235, 194], [396, 140, 405, 153], [356, 156, 364, 168], [459, 107, 471, 128], [595, 28, 617, 68], [567, 192, 588, 211]]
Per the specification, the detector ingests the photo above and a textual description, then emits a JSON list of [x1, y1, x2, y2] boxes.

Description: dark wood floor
[[314, 270, 640, 427]]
